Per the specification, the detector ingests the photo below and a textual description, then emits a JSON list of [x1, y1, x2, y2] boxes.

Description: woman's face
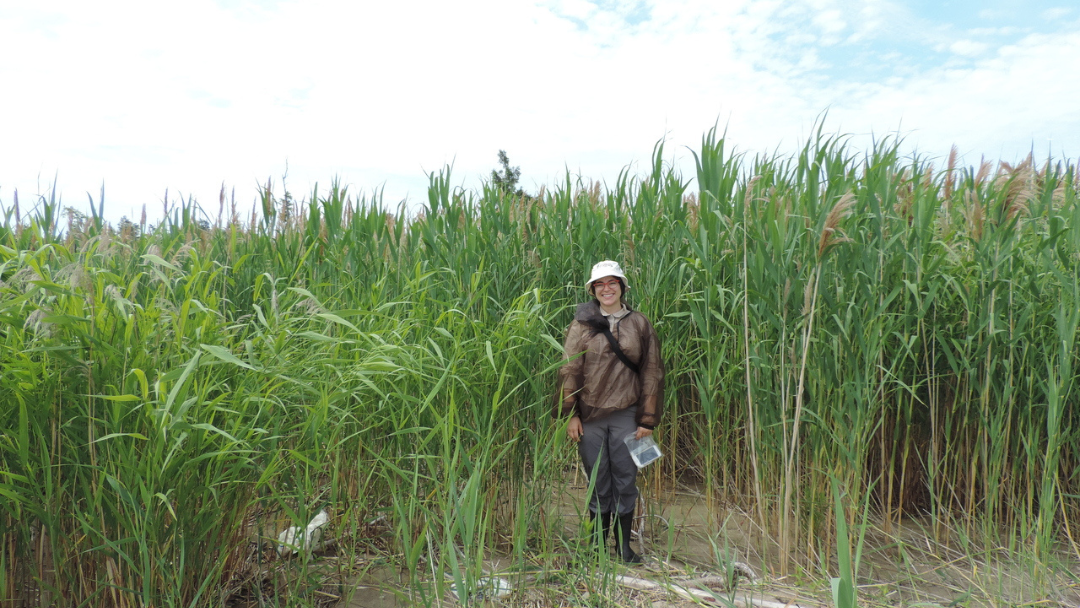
[[592, 275, 623, 308]]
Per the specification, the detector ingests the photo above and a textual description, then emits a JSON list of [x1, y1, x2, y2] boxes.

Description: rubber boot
[[616, 511, 642, 564], [600, 512, 613, 551], [587, 511, 613, 555]]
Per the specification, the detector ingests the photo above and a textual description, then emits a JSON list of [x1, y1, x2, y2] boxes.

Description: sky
[[2, 0, 1079, 226]]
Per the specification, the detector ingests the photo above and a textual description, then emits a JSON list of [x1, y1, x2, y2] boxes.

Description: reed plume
[[817, 192, 855, 258]]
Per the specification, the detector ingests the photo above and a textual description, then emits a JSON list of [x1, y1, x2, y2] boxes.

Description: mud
[[240, 475, 1080, 607]]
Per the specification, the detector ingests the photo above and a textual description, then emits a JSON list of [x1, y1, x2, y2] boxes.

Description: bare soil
[[236, 475, 1080, 607]]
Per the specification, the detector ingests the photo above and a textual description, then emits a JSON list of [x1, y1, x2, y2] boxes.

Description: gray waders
[[579, 406, 643, 563]]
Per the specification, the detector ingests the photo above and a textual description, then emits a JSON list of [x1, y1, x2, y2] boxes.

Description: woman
[[556, 260, 664, 564]]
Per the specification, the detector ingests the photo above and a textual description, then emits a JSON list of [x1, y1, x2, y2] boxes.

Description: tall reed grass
[[1, 127, 1077, 605]]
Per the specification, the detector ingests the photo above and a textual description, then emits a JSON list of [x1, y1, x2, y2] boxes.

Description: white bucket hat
[[586, 260, 629, 294]]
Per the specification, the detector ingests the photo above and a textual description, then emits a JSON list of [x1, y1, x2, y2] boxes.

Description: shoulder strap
[[601, 327, 640, 374]]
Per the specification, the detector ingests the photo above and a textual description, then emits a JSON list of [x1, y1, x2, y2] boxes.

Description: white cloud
[[1041, 7, 1073, 21], [832, 29, 1080, 162], [969, 26, 1022, 36], [813, 9, 847, 37], [950, 39, 989, 56]]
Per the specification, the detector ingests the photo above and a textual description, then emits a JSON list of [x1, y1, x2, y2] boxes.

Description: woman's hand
[[634, 426, 653, 440], [567, 417, 583, 442]]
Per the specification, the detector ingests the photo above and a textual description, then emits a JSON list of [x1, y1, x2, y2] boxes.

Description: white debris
[[276, 509, 329, 557], [450, 576, 512, 602]]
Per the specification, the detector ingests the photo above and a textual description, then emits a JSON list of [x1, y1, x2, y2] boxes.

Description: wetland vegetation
[[2, 127, 1078, 606]]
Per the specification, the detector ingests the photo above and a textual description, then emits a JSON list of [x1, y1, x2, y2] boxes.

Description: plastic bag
[[623, 433, 662, 468]]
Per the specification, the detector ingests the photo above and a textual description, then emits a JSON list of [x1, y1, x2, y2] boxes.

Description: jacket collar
[[575, 300, 633, 331]]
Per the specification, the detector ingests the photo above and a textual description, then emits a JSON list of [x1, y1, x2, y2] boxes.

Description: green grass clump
[[1, 126, 1078, 606]]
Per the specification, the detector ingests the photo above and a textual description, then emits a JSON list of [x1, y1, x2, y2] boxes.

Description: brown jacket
[[555, 301, 664, 428]]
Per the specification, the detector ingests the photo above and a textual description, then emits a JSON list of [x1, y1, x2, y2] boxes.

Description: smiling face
[[591, 275, 623, 310]]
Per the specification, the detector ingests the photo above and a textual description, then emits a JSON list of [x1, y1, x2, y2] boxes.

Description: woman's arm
[[635, 316, 665, 430], [555, 321, 587, 419]]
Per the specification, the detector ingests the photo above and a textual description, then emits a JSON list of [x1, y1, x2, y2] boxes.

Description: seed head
[[24, 308, 55, 337], [943, 145, 958, 202], [817, 192, 855, 258]]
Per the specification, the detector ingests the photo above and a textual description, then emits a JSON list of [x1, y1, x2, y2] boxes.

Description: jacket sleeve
[[636, 316, 665, 429], [554, 321, 587, 418]]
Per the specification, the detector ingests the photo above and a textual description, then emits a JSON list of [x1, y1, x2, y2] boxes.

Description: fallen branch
[[728, 561, 759, 583], [615, 575, 808, 608]]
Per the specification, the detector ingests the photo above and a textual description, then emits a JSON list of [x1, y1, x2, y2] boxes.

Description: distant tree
[[64, 207, 88, 234], [490, 150, 525, 197], [117, 215, 141, 242], [62, 206, 91, 246]]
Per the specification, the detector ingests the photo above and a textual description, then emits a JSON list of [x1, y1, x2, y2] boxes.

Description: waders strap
[[601, 327, 640, 375]]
